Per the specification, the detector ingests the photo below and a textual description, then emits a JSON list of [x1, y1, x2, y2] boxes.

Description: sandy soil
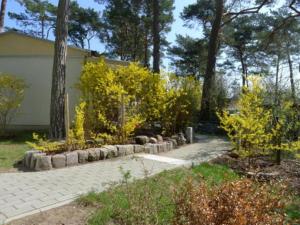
[[7, 203, 97, 225]]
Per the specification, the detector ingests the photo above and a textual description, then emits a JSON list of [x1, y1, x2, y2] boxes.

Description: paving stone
[[35, 155, 52, 171], [99, 148, 108, 159], [157, 143, 168, 153], [52, 154, 66, 168], [99, 146, 118, 159], [0, 135, 229, 224], [144, 144, 158, 154], [30, 152, 46, 170], [103, 145, 118, 158], [0, 214, 6, 225], [116, 145, 134, 156], [166, 141, 173, 151], [94, 148, 101, 159], [87, 149, 99, 162], [77, 150, 88, 163], [168, 138, 178, 148], [133, 145, 145, 153], [65, 152, 78, 166], [149, 137, 158, 144], [23, 150, 39, 168], [156, 135, 164, 143]]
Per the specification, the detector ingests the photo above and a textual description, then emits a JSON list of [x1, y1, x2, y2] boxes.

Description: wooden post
[[64, 93, 70, 143]]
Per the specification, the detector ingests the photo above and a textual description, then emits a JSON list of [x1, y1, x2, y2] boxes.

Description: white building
[[0, 31, 126, 129]]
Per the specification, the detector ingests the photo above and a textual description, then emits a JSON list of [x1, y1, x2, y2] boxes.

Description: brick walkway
[[0, 135, 230, 224]]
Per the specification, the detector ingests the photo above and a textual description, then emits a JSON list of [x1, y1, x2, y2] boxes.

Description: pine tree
[[49, 0, 70, 139], [0, 0, 7, 32]]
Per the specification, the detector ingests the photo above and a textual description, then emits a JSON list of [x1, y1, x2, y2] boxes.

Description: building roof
[[0, 30, 129, 65], [0, 30, 90, 53]]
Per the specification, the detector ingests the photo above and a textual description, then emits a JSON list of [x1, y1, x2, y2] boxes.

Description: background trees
[[8, 0, 56, 38], [9, 0, 102, 48], [168, 35, 207, 79], [99, 0, 174, 71], [3, 0, 300, 134]]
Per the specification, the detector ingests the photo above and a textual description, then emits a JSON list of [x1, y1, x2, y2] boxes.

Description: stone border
[[23, 141, 179, 171]]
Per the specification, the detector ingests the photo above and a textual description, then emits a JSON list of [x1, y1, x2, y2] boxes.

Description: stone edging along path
[[24, 141, 177, 171]]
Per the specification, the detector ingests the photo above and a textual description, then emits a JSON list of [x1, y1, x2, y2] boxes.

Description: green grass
[[0, 130, 46, 169], [286, 195, 300, 223], [78, 163, 239, 225], [192, 162, 239, 186]]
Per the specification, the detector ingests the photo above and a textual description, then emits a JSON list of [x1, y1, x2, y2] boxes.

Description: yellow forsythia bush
[[162, 74, 201, 135], [218, 76, 300, 159], [77, 58, 201, 142], [78, 59, 163, 143], [218, 77, 273, 157]]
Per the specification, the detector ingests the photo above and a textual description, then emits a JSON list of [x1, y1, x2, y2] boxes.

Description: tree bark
[[287, 47, 296, 103], [143, 30, 149, 68], [49, 0, 70, 139], [152, 0, 160, 73], [238, 48, 247, 87], [199, 0, 224, 121], [286, 46, 298, 141], [0, 0, 7, 33], [274, 53, 280, 107]]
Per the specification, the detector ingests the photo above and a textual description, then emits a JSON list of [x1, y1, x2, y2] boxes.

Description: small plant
[[0, 73, 26, 135], [27, 103, 88, 152], [67, 101, 86, 149], [173, 178, 285, 225], [26, 133, 65, 152]]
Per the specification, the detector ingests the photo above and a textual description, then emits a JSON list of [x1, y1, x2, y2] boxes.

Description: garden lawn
[[78, 162, 300, 225], [0, 131, 45, 169], [78, 163, 239, 225]]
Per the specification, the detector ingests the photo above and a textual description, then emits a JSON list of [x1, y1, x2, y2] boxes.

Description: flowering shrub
[[77, 58, 201, 141], [162, 75, 201, 135], [218, 77, 273, 158], [218, 76, 300, 162]]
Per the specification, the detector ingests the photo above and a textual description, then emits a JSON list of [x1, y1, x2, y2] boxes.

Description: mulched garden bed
[[211, 152, 300, 194]]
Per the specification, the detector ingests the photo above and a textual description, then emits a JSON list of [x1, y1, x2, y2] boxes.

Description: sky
[[4, 0, 299, 81], [4, 0, 200, 69]]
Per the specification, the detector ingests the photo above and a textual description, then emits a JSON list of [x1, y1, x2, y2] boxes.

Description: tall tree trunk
[[0, 0, 7, 33], [274, 53, 281, 164], [143, 30, 149, 68], [199, 0, 224, 121], [41, 17, 45, 39], [287, 46, 298, 141], [238, 48, 247, 87], [274, 53, 280, 107], [287, 47, 296, 103], [152, 0, 160, 73], [49, 0, 70, 139], [143, 0, 151, 68]]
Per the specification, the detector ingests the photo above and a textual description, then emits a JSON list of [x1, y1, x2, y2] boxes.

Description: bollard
[[185, 127, 193, 144]]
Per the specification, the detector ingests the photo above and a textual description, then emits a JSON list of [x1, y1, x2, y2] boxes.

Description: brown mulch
[[211, 152, 300, 194]]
